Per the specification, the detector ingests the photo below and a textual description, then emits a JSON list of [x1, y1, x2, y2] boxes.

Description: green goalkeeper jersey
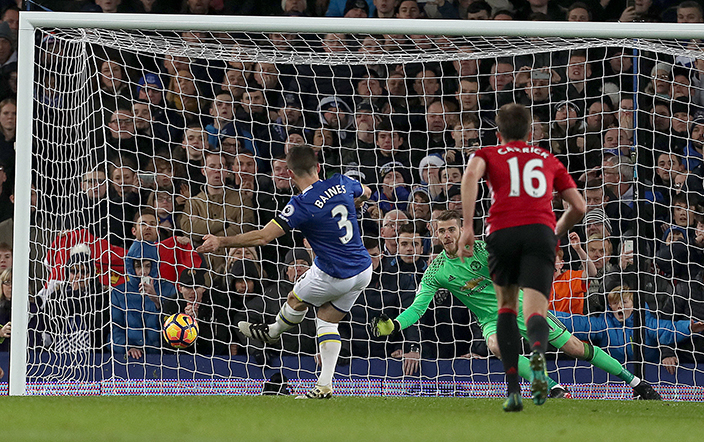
[[396, 240, 509, 331]]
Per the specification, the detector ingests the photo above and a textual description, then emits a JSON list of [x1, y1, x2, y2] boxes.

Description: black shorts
[[485, 224, 557, 299]]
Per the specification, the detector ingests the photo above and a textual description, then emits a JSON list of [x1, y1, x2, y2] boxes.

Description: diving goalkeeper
[[371, 210, 662, 410]]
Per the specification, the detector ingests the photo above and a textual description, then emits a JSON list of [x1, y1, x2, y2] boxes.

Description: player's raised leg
[[238, 292, 308, 343]]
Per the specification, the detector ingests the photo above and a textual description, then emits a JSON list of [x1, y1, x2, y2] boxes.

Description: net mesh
[[12, 24, 704, 395]]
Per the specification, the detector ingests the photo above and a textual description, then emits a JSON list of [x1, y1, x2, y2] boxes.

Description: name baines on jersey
[[474, 140, 576, 235], [274, 174, 371, 279]]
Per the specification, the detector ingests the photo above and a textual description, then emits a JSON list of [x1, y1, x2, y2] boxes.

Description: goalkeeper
[[372, 210, 662, 410]]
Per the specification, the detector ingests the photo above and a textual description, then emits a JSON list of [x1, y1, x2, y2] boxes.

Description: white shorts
[[291, 263, 373, 313]]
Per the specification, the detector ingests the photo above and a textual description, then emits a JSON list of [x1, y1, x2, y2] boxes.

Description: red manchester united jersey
[[474, 140, 576, 235]]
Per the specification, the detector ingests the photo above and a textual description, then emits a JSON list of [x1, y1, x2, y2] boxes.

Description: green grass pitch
[[3, 396, 703, 442]]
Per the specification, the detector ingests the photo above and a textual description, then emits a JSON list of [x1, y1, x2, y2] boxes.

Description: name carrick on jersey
[[274, 174, 371, 279], [396, 241, 517, 331], [474, 141, 576, 235]]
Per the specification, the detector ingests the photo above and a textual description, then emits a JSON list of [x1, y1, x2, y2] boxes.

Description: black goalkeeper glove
[[370, 314, 401, 338]]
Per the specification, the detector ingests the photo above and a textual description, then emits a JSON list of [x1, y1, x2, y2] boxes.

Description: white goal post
[[10, 12, 704, 397]]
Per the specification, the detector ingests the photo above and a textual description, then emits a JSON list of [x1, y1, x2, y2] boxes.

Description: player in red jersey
[[458, 103, 586, 411]]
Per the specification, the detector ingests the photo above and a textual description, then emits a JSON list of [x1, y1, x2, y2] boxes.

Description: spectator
[[567, 1, 591, 20], [584, 233, 615, 310], [466, 0, 491, 19], [550, 232, 596, 314], [0, 186, 49, 295], [1, 6, 18, 49], [230, 150, 282, 252], [205, 91, 235, 149], [148, 189, 185, 237], [410, 100, 452, 165], [273, 94, 307, 146], [379, 209, 409, 256], [235, 88, 281, 170], [564, 50, 600, 114], [455, 77, 480, 115], [396, 0, 422, 18], [408, 187, 432, 222], [343, 0, 370, 17], [94, 0, 132, 13], [220, 65, 248, 104], [493, 9, 515, 19], [372, 0, 395, 17], [584, 100, 615, 166], [181, 150, 255, 272], [515, 66, 555, 123], [327, 0, 374, 16], [446, 113, 482, 166], [180, 0, 218, 14], [95, 59, 130, 112], [0, 97, 14, 172], [409, 67, 442, 117], [655, 98, 693, 155], [110, 240, 177, 359], [371, 161, 411, 215], [549, 100, 587, 178], [625, 0, 660, 21], [672, 66, 694, 102], [677, 0, 703, 22], [0, 267, 10, 353], [178, 125, 208, 195], [165, 69, 205, 126], [417, 153, 445, 201], [602, 155, 636, 210], [516, 0, 564, 21], [132, 99, 170, 147], [341, 101, 381, 167], [424, 0, 459, 17], [311, 126, 343, 178], [108, 159, 144, 248], [683, 114, 704, 171], [553, 285, 704, 364], [396, 222, 428, 278], [106, 107, 156, 170], [645, 62, 672, 100], [281, 0, 308, 14], [253, 62, 286, 110], [42, 243, 110, 353], [317, 96, 354, 143], [479, 58, 514, 122]]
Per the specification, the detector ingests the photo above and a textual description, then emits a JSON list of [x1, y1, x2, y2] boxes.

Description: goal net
[[6, 14, 704, 398]]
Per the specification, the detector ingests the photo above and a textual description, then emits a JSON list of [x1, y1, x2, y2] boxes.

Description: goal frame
[[12, 11, 704, 396]]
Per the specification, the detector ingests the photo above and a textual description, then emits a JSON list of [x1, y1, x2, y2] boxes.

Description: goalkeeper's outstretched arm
[[370, 275, 440, 336]]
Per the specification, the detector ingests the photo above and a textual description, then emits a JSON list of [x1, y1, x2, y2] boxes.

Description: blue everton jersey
[[275, 174, 371, 279]]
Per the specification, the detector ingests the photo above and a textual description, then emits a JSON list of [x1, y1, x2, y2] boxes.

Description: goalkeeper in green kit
[[371, 210, 662, 408]]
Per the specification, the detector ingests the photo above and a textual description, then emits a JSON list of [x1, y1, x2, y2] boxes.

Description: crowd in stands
[[1, 0, 704, 379]]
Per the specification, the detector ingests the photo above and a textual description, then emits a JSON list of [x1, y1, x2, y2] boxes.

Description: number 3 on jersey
[[507, 157, 547, 198], [332, 204, 353, 244]]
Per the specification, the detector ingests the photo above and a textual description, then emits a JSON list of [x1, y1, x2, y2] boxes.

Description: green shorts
[[480, 311, 571, 349]]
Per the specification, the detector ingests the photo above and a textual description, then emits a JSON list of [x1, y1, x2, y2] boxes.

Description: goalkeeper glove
[[370, 314, 400, 337]]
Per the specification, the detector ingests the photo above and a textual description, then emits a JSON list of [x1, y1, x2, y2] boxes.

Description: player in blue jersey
[[198, 145, 373, 399]]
